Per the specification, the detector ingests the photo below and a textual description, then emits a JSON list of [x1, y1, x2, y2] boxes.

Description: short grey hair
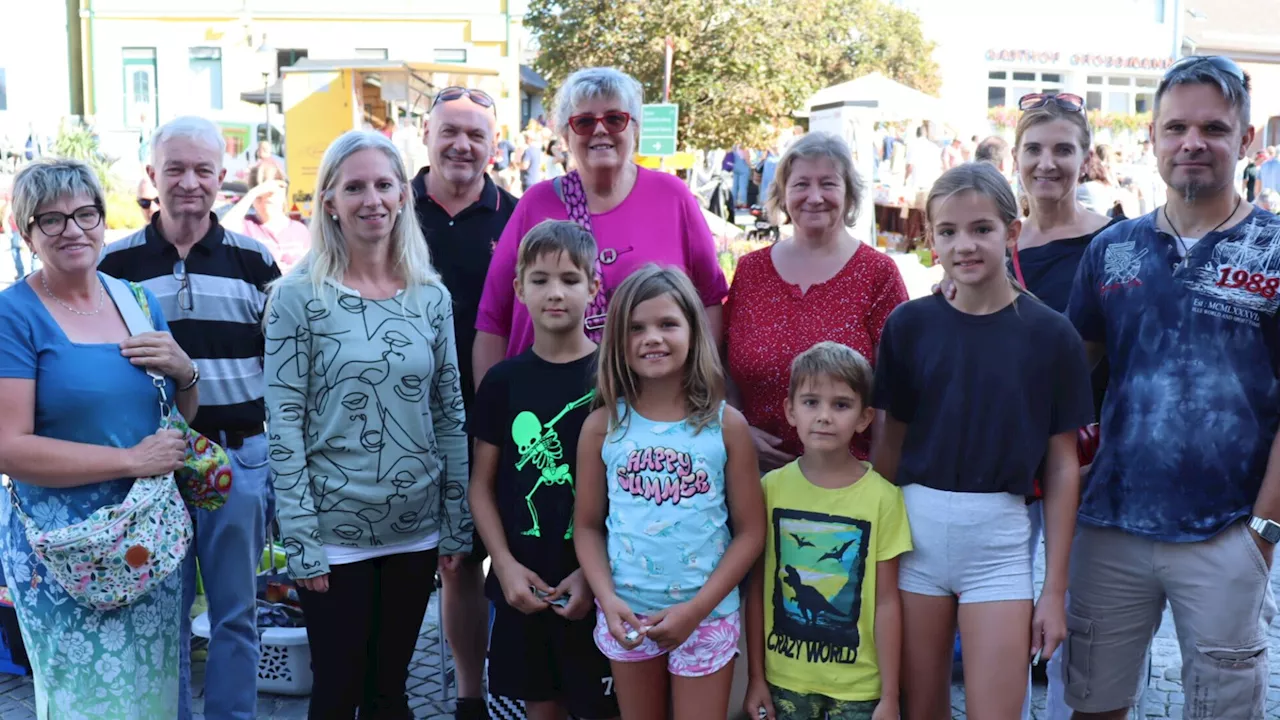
[[552, 67, 644, 138], [151, 116, 225, 166], [12, 159, 105, 240], [1155, 59, 1251, 127], [765, 132, 866, 226]]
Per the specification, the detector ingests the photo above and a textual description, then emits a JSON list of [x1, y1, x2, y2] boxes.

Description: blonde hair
[[765, 131, 865, 226], [788, 342, 873, 407], [276, 130, 438, 298], [925, 163, 1029, 295], [595, 265, 724, 433], [12, 159, 105, 240]]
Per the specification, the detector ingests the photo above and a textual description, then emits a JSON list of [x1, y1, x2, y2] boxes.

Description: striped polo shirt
[[99, 213, 282, 436]]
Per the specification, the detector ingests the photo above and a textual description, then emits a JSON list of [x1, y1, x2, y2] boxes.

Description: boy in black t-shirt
[[469, 220, 618, 720]]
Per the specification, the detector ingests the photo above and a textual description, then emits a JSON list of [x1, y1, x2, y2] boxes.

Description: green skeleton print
[[512, 390, 596, 538]]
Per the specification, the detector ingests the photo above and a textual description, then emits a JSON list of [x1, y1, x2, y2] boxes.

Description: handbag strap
[[101, 275, 173, 423], [555, 171, 594, 233], [1010, 243, 1027, 288]]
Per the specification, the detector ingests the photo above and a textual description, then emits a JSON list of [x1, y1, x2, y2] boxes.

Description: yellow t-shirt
[[761, 460, 912, 701]]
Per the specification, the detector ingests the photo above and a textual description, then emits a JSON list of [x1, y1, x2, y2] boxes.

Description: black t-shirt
[[411, 168, 516, 410], [1245, 163, 1260, 202], [1009, 222, 1117, 415], [469, 350, 598, 600], [873, 294, 1094, 495]]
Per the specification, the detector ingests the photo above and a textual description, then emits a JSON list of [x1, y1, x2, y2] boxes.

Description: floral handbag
[[124, 281, 233, 511], [0, 276, 201, 611]]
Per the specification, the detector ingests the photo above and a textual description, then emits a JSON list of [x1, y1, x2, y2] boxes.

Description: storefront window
[[1086, 75, 1161, 114], [988, 69, 1064, 108]]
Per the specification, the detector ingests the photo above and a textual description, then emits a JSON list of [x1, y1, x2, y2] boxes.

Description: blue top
[[760, 155, 780, 205], [0, 275, 175, 527], [1068, 209, 1280, 541], [602, 401, 737, 618]]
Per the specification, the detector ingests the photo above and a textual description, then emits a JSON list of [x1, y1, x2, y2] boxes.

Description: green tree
[[526, 0, 939, 149]]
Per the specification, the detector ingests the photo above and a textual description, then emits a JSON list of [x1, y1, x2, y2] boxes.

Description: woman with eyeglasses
[[474, 66, 728, 381], [0, 159, 198, 717], [264, 130, 469, 718]]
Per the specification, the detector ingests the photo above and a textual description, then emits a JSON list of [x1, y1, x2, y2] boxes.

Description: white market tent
[[801, 72, 944, 122]]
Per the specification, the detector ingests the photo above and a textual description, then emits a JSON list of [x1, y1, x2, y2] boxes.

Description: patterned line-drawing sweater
[[264, 276, 471, 579]]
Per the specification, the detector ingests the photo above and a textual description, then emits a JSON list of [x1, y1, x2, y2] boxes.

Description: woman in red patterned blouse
[[726, 132, 908, 471]]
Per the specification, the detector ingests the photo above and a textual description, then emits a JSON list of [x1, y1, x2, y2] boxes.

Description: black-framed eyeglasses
[[27, 205, 104, 236], [173, 259, 193, 312], [1166, 55, 1248, 87], [1018, 93, 1085, 113], [431, 86, 495, 111], [137, 197, 159, 210]]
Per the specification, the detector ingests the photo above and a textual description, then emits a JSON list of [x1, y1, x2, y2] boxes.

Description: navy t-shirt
[[1068, 208, 1280, 541], [469, 350, 597, 602], [874, 294, 1094, 496]]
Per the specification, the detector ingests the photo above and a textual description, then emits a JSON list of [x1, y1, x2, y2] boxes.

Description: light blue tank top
[[601, 401, 738, 618]]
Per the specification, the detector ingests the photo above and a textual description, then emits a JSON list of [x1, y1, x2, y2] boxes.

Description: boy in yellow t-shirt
[[744, 342, 912, 720]]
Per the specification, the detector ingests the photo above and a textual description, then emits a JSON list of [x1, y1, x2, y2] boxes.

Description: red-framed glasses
[[1018, 93, 1085, 113], [567, 111, 632, 136]]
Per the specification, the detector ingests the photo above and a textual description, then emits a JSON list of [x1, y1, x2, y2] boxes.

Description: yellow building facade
[[78, 0, 527, 138]]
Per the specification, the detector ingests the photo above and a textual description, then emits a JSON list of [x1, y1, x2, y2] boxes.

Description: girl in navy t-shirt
[[871, 162, 1094, 719]]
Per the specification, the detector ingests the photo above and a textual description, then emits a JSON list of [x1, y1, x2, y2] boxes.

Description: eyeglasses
[[1166, 55, 1247, 87], [137, 197, 159, 210], [173, 259, 193, 312], [431, 86, 495, 111], [28, 205, 104, 236], [567, 111, 632, 136], [1018, 93, 1085, 113]]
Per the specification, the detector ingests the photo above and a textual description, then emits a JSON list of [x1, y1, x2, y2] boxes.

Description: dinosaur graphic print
[[767, 509, 871, 665], [512, 390, 596, 538]]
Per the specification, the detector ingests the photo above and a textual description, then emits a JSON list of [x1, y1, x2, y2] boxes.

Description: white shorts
[[898, 484, 1033, 604]]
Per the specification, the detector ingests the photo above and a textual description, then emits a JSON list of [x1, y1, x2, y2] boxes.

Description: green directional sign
[[639, 104, 679, 157]]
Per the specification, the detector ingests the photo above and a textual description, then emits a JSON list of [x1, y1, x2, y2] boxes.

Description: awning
[[521, 64, 548, 93], [239, 78, 283, 108]]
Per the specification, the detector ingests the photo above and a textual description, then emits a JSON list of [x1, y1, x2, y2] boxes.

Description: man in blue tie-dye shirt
[[1066, 56, 1280, 720]]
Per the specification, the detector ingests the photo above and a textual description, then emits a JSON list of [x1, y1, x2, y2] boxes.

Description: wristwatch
[[1248, 515, 1280, 544], [178, 362, 200, 392]]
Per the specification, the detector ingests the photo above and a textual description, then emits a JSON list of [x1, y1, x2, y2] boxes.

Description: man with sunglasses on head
[[412, 85, 516, 720], [1066, 56, 1280, 720], [100, 116, 282, 720]]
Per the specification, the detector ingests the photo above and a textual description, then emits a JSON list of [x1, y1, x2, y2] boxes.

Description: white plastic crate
[[191, 612, 313, 696]]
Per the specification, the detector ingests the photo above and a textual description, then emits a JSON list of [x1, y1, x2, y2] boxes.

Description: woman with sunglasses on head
[[474, 67, 728, 382], [1005, 91, 1114, 720], [0, 159, 198, 717]]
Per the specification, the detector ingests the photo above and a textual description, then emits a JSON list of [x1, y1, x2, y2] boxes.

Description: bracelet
[[178, 362, 200, 392]]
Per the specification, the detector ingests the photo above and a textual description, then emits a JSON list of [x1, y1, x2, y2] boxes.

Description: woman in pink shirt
[[222, 162, 310, 273], [473, 67, 728, 381]]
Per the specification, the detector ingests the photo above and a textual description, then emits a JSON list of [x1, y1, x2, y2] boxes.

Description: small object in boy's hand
[[624, 628, 641, 642], [530, 586, 570, 608], [758, 707, 769, 719], [1031, 648, 1043, 666]]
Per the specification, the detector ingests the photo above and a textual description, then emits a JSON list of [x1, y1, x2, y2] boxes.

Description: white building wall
[[0, 2, 73, 138], [902, 0, 1180, 137]]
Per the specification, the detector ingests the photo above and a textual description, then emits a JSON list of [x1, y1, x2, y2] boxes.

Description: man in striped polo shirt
[[100, 116, 281, 720]]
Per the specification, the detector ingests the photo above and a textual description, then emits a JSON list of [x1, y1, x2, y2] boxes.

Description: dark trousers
[[297, 549, 439, 720]]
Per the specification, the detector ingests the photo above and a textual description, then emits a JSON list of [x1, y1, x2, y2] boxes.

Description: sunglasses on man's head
[[1018, 93, 1085, 113], [1166, 55, 1248, 87], [432, 86, 495, 110], [567, 111, 632, 136]]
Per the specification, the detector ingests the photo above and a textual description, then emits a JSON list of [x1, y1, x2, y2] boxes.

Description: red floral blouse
[[725, 243, 909, 460]]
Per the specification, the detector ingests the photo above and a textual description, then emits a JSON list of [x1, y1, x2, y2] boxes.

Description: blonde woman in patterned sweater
[[264, 130, 470, 719]]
